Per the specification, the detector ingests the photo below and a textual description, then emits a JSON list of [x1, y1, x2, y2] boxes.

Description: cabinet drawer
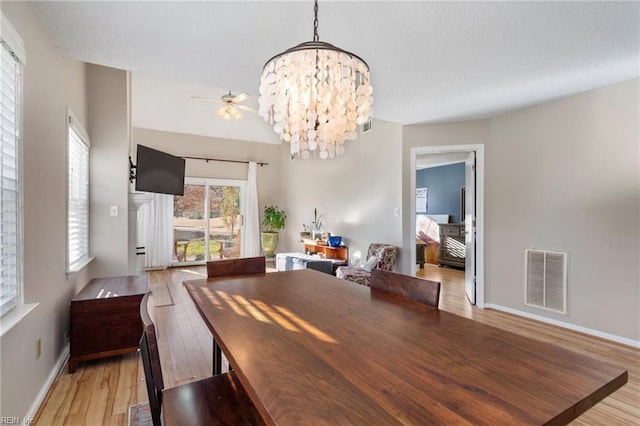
[[71, 311, 142, 356]]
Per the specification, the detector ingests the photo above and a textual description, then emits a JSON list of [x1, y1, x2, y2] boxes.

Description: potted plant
[[311, 208, 323, 241], [261, 205, 286, 257]]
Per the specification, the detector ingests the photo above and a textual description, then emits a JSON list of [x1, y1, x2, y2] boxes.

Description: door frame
[[410, 144, 485, 308]]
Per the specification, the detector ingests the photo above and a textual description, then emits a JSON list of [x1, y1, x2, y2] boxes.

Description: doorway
[[410, 145, 484, 307], [172, 177, 246, 265]]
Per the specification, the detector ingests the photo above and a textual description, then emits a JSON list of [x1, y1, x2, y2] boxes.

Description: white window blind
[[67, 114, 90, 270], [0, 40, 22, 316]]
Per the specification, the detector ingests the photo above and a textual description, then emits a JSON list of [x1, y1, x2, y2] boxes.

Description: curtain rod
[[180, 156, 268, 167]]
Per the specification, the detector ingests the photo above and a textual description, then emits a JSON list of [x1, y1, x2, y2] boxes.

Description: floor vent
[[525, 249, 567, 314]]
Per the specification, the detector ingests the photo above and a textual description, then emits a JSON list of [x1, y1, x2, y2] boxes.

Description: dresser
[[439, 224, 466, 269], [69, 275, 148, 373]]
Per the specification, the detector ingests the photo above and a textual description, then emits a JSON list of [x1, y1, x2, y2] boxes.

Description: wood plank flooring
[[35, 264, 639, 425]]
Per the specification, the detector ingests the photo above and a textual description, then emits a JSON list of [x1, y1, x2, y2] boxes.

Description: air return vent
[[525, 249, 567, 314], [361, 119, 373, 134]]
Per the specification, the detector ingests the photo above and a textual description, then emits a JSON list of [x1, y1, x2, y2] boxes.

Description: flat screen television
[[134, 144, 185, 196]]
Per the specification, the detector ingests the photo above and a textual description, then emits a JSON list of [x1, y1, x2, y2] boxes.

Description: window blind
[[67, 118, 89, 270], [0, 42, 21, 316]]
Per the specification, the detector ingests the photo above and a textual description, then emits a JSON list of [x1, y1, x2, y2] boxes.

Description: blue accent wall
[[416, 162, 465, 223]]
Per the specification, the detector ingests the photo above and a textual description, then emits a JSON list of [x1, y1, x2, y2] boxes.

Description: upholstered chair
[[336, 243, 399, 286]]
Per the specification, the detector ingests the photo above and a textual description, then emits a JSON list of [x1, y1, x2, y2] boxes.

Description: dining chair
[[139, 293, 265, 426], [206, 256, 266, 278], [370, 269, 441, 309], [205, 256, 266, 373]]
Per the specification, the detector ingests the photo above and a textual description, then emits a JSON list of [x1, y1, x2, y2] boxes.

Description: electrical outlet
[[110, 205, 119, 216], [35, 338, 41, 360]]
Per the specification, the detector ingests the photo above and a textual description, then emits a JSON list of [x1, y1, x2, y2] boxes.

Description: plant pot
[[261, 232, 280, 257]]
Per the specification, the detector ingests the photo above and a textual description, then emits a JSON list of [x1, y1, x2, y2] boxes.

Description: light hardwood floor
[[35, 264, 639, 425]]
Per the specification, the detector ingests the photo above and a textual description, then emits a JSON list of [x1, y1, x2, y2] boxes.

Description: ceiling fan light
[[216, 104, 243, 121], [258, 0, 373, 160]]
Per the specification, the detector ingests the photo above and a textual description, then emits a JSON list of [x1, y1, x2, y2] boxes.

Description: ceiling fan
[[191, 91, 257, 120]]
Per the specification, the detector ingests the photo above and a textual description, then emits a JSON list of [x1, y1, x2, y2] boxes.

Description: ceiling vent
[[524, 249, 567, 314]]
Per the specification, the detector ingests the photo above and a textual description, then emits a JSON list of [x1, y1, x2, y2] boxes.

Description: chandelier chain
[[313, 0, 319, 42]]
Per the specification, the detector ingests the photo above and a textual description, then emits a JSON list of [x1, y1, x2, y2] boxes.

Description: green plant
[[262, 205, 286, 233], [312, 208, 323, 231]]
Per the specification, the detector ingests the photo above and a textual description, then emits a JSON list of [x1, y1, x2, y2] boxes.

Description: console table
[[302, 242, 348, 262], [69, 275, 148, 373]]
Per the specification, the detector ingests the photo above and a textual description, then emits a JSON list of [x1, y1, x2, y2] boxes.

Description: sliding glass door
[[172, 178, 245, 264]]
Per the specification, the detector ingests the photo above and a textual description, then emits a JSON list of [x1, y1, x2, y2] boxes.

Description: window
[[0, 14, 24, 317], [67, 112, 90, 271]]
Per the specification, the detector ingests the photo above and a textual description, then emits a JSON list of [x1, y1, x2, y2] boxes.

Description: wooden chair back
[[139, 293, 265, 426], [139, 292, 164, 426], [207, 256, 266, 278], [370, 269, 441, 309]]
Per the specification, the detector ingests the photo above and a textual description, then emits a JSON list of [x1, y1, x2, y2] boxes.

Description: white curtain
[[138, 193, 174, 268], [242, 162, 261, 257]]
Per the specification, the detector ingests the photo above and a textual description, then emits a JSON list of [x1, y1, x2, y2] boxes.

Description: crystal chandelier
[[258, 0, 374, 160]]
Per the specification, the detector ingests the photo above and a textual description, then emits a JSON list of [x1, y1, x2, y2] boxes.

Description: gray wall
[[485, 79, 639, 340], [87, 64, 131, 278], [403, 79, 639, 342], [1, 2, 90, 418]]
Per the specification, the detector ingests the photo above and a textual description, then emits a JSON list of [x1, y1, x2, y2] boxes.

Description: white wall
[[280, 120, 404, 267], [0, 2, 90, 418], [486, 79, 639, 341]]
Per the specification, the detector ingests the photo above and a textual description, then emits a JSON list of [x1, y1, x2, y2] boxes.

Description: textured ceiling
[[35, 1, 640, 127]]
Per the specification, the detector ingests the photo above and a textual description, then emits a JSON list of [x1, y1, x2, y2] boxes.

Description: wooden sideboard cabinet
[[69, 275, 148, 373], [303, 242, 348, 262], [439, 224, 466, 269]]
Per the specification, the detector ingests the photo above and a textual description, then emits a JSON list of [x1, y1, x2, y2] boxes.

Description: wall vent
[[361, 119, 373, 134], [524, 249, 567, 314]]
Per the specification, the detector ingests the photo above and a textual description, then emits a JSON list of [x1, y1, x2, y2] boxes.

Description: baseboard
[[484, 304, 640, 348], [26, 343, 70, 420]]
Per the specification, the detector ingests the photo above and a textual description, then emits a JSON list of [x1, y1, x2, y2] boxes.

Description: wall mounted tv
[[134, 144, 185, 196]]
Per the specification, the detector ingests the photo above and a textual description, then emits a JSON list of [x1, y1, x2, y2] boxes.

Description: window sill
[[66, 256, 95, 279], [0, 303, 39, 337]]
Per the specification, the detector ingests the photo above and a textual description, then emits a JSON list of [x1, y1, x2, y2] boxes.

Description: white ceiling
[[35, 1, 639, 140]]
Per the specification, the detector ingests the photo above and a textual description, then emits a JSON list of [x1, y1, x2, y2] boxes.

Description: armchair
[[336, 243, 398, 286]]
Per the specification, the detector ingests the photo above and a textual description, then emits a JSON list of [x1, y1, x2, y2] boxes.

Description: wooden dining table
[[184, 269, 627, 425]]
